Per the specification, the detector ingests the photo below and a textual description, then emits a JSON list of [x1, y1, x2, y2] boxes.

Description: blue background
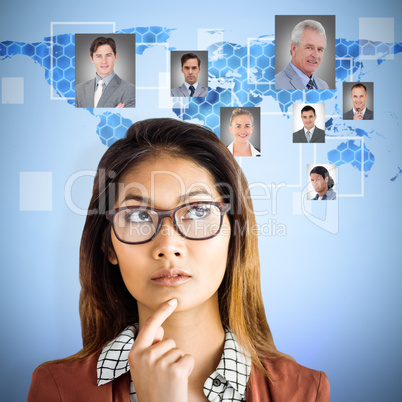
[[1, 0, 401, 400]]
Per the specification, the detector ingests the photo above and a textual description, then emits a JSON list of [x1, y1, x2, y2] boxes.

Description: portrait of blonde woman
[[223, 107, 261, 157]]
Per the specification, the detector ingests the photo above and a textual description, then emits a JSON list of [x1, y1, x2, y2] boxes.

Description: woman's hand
[[129, 299, 195, 402]]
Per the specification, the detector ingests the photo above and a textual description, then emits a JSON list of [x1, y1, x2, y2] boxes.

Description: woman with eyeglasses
[[28, 118, 329, 401]]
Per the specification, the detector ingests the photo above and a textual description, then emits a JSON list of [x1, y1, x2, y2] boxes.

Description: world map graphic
[[1, 26, 401, 179]]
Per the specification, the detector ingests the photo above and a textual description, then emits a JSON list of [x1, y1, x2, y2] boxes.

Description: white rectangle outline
[[20, 171, 53, 211], [50, 22, 116, 100], [325, 136, 364, 197], [137, 42, 170, 90], [239, 133, 364, 197], [2, 77, 24, 104], [50, 23, 171, 99], [172, 97, 190, 114], [358, 17, 395, 61], [337, 57, 354, 82], [358, 42, 394, 61]]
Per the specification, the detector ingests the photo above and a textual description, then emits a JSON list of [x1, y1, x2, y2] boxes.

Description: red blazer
[[28, 353, 330, 401]]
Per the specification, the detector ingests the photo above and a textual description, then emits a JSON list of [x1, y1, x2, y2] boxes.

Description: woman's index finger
[[134, 299, 177, 348]]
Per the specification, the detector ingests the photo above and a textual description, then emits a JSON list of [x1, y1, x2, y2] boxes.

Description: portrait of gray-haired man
[[275, 18, 335, 90]]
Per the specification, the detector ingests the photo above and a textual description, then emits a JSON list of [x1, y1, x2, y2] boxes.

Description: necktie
[[306, 80, 315, 89], [189, 85, 195, 97], [94, 80, 104, 107], [306, 130, 311, 142]]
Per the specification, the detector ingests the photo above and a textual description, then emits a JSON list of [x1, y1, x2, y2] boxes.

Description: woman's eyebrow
[[120, 194, 151, 206], [177, 189, 213, 204], [120, 189, 214, 206]]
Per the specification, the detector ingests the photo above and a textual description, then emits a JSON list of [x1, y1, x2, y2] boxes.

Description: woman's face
[[229, 114, 254, 144], [108, 155, 231, 320]]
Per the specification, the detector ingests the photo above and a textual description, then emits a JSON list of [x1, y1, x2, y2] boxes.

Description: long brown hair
[[64, 118, 288, 376]]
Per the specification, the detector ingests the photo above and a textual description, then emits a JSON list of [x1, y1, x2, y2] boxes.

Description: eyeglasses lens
[[113, 203, 223, 243]]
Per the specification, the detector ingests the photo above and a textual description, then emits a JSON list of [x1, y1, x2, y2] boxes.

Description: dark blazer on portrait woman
[[28, 353, 330, 401]]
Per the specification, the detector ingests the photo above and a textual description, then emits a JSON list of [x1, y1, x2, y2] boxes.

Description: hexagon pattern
[[96, 112, 133, 147], [328, 140, 375, 173], [0, 33, 397, 168], [0, 28, 174, 106], [172, 37, 395, 138]]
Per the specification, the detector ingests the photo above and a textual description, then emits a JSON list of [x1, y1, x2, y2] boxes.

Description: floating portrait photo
[[343, 82, 374, 120], [307, 163, 337, 200], [170, 50, 208, 97], [275, 15, 336, 90], [75, 33, 136, 108], [293, 103, 325, 143], [220, 107, 261, 157]]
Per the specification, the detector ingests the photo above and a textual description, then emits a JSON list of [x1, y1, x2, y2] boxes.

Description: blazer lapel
[[246, 365, 272, 402], [310, 129, 319, 143], [84, 79, 95, 108], [98, 75, 121, 107], [297, 129, 307, 143], [285, 64, 304, 90], [193, 85, 204, 97], [311, 128, 325, 143], [179, 84, 189, 97]]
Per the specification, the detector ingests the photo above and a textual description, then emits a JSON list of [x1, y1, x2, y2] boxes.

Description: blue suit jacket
[[343, 108, 373, 120], [275, 63, 329, 90], [75, 74, 135, 108]]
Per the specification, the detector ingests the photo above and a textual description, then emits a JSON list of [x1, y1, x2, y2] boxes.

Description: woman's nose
[[151, 217, 184, 259]]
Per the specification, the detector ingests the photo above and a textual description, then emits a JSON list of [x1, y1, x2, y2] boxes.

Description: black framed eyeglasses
[[106, 201, 231, 244]]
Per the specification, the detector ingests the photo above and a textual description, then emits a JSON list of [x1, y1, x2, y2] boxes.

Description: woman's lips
[[151, 268, 192, 286]]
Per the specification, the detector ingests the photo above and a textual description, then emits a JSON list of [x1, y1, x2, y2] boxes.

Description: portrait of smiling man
[[171, 51, 208, 97], [343, 82, 374, 120], [75, 34, 136, 108], [275, 15, 335, 90], [293, 103, 325, 143]]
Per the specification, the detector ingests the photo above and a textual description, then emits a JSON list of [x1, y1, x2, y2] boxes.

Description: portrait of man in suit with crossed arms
[[75, 36, 135, 108]]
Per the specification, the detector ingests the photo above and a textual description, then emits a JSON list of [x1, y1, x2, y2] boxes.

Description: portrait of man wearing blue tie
[[75, 36, 135, 108], [293, 105, 325, 143], [171, 52, 208, 97], [275, 17, 335, 90]]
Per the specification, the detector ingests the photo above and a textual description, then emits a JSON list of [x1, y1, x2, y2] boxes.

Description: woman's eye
[[126, 210, 152, 223], [184, 205, 211, 220]]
